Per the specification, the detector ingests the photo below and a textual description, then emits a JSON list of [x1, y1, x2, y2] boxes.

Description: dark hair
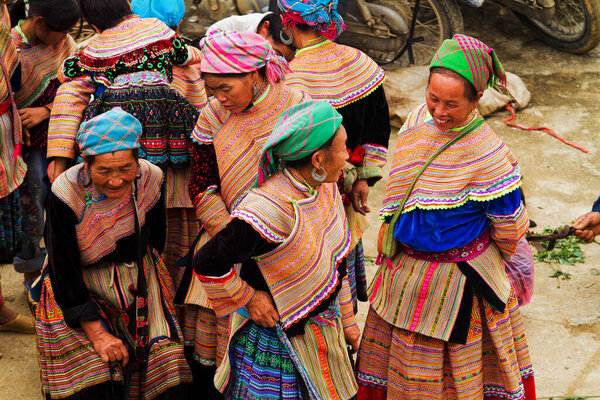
[[285, 128, 338, 170], [78, 0, 132, 32], [201, 66, 267, 80], [84, 149, 139, 168], [262, 12, 290, 47], [9, 0, 80, 31], [429, 67, 478, 102]]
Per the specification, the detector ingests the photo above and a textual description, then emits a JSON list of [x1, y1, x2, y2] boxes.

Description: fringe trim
[[76, 39, 176, 72]]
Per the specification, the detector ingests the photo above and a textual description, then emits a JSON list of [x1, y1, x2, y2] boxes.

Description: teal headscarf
[[131, 0, 186, 28], [256, 100, 342, 187]]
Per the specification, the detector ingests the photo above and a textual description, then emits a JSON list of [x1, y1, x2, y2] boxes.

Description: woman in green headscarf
[[190, 99, 360, 400], [355, 35, 536, 399]]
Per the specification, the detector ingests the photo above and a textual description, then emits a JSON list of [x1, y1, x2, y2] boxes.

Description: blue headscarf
[[131, 0, 186, 28], [279, 0, 345, 40], [77, 108, 141, 157]]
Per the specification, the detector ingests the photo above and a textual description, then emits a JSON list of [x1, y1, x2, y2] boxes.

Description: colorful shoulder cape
[[286, 37, 385, 108], [11, 29, 76, 108], [192, 83, 309, 211], [51, 159, 163, 265], [61, 16, 193, 83], [232, 169, 351, 329], [380, 104, 521, 218]]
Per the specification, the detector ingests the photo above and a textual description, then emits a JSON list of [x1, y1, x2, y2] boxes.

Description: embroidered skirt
[[219, 304, 358, 400], [82, 71, 198, 169], [356, 294, 536, 400], [345, 239, 367, 313], [36, 250, 192, 399]]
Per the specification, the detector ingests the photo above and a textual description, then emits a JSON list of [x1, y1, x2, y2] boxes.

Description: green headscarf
[[256, 100, 343, 187], [430, 34, 506, 93]]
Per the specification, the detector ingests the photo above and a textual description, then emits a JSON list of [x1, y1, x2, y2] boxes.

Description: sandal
[[0, 313, 35, 334]]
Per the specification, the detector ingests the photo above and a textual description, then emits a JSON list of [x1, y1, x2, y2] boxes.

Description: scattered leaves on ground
[[532, 227, 585, 281]]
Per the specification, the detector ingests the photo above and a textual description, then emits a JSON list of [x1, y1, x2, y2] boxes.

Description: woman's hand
[[18, 107, 50, 129], [246, 290, 280, 328], [344, 324, 361, 354], [349, 179, 370, 215], [80, 320, 129, 366], [48, 157, 69, 182], [574, 211, 600, 243]]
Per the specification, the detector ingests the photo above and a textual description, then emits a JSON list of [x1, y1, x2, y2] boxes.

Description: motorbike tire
[[369, 0, 464, 67], [515, 0, 600, 53]]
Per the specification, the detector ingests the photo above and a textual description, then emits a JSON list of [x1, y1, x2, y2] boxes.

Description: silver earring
[[253, 81, 259, 96], [280, 29, 293, 46], [311, 166, 327, 182]]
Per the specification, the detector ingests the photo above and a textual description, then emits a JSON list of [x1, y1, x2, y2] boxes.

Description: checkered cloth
[[256, 100, 342, 186], [200, 30, 289, 83], [430, 34, 506, 93], [77, 107, 141, 157]]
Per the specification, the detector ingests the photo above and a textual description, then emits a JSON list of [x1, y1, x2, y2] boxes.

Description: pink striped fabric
[[200, 30, 289, 83]]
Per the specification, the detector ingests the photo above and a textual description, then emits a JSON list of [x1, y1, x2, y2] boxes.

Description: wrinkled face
[[86, 150, 138, 199], [34, 19, 67, 46], [319, 125, 349, 184], [426, 72, 479, 132], [204, 73, 255, 114]]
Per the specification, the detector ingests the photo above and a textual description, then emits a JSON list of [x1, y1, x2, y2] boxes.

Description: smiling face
[[426, 72, 482, 132], [85, 150, 138, 199], [203, 72, 257, 114]]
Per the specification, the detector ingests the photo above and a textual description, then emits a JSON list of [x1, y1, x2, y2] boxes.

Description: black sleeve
[[44, 193, 100, 328], [193, 218, 277, 277], [188, 142, 221, 203], [145, 190, 166, 253], [338, 84, 391, 151]]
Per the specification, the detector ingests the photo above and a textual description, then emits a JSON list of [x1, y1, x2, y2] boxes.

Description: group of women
[[0, 0, 540, 399]]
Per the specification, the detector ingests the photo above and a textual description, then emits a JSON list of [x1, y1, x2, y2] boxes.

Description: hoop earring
[[311, 166, 327, 182], [280, 29, 293, 46]]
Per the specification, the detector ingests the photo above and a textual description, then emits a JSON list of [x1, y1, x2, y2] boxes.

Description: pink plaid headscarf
[[200, 30, 290, 83]]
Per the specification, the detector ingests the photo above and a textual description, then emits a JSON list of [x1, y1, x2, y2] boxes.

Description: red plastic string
[[504, 103, 589, 153]]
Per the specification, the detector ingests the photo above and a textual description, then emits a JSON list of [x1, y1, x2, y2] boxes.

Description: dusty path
[[1, 4, 599, 398]]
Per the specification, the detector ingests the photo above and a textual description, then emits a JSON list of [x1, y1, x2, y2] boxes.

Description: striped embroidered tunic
[[189, 83, 308, 237], [38, 159, 193, 399], [47, 15, 206, 160], [370, 103, 529, 343], [286, 37, 390, 182], [194, 169, 358, 399], [0, 5, 27, 197]]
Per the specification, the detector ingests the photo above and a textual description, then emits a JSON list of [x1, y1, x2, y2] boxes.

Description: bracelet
[[43, 105, 51, 112]]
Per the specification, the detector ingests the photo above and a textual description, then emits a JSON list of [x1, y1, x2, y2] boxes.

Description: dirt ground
[[1, 4, 600, 398]]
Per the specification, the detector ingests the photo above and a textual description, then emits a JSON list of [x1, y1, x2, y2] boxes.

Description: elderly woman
[[36, 108, 191, 399], [276, 0, 391, 312], [355, 35, 536, 399], [192, 100, 359, 400], [177, 30, 309, 391]]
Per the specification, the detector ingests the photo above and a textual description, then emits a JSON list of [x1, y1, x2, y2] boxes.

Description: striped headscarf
[[256, 100, 342, 186], [200, 30, 289, 83], [430, 34, 506, 93], [77, 107, 141, 157], [279, 0, 346, 41]]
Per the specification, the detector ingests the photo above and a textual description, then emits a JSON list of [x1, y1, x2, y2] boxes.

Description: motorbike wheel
[[515, 0, 600, 53], [368, 0, 464, 67]]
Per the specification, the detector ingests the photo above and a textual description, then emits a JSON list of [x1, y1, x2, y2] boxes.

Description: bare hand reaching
[[247, 290, 280, 328], [573, 211, 600, 243]]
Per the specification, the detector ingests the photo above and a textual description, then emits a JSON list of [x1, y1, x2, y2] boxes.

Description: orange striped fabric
[[191, 83, 308, 234], [286, 37, 385, 108], [381, 104, 522, 218], [51, 159, 163, 265], [231, 169, 352, 329], [0, 5, 18, 104], [10, 26, 76, 108]]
